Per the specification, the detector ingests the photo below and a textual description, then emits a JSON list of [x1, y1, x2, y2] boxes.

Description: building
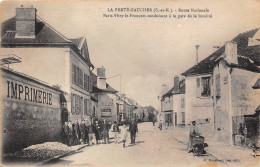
[[160, 76, 185, 127], [1, 6, 94, 123], [212, 33, 260, 145], [1, 67, 64, 153]]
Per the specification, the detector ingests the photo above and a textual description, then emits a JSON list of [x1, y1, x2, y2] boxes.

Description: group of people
[[61, 119, 111, 146], [61, 119, 139, 148]]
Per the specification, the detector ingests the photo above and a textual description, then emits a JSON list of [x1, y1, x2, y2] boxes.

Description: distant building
[[161, 76, 185, 127]]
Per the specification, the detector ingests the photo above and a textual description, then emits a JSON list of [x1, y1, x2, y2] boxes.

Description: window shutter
[[196, 78, 201, 97]]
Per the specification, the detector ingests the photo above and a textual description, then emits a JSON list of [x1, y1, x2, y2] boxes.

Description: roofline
[[181, 72, 213, 77]]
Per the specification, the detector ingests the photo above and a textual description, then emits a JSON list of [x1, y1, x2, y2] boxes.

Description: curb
[[35, 144, 88, 166]]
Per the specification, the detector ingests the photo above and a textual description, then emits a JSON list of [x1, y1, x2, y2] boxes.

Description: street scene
[[0, 0, 260, 167]]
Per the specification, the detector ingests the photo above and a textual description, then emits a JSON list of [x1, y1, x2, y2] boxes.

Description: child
[[121, 123, 128, 148]]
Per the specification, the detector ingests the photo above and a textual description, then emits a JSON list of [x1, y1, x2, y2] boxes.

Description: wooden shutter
[[196, 78, 201, 97]]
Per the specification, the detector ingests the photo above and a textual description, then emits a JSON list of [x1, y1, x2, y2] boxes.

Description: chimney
[[173, 75, 179, 93], [97, 66, 106, 90], [224, 41, 238, 64], [161, 84, 168, 96], [195, 45, 200, 65], [15, 5, 36, 38]]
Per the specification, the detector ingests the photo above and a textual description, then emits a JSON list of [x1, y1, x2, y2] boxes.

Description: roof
[[1, 17, 71, 44], [161, 79, 185, 99], [252, 78, 260, 89], [1, 16, 94, 68], [92, 83, 118, 94], [182, 28, 260, 76], [69, 37, 84, 48]]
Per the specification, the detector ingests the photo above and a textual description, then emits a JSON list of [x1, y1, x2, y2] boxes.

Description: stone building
[[1, 6, 94, 123]]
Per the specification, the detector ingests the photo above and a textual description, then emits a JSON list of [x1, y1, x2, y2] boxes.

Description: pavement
[[164, 125, 259, 167], [29, 122, 259, 167]]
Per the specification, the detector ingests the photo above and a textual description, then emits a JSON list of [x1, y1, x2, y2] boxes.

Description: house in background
[[212, 33, 260, 145], [172, 76, 186, 127], [161, 86, 174, 126]]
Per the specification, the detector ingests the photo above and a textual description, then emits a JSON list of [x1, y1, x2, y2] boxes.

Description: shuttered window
[[72, 64, 76, 84]]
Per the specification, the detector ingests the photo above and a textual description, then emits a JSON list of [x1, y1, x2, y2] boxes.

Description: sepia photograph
[[0, 0, 259, 166]]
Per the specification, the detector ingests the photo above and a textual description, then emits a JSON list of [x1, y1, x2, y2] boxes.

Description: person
[[84, 120, 89, 144], [121, 123, 128, 148], [153, 117, 156, 126], [113, 121, 120, 144], [159, 120, 162, 131], [62, 122, 70, 145], [74, 119, 81, 142], [67, 121, 73, 146], [88, 121, 96, 146], [94, 121, 101, 144], [187, 121, 200, 153], [129, 120, 138, 144], [79, 120, 86, 144], [103, 119, 110, 144]]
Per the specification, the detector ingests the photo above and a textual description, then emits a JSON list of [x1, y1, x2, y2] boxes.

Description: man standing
[[74, 119, 81, 143], [129, 120, 138, 144], [88, 121, 96, 146], [79, 120, 86, 144], [187, 121, 200, 152], [113, 121, 120, 144], [103, 119, 110, 144], [84, 120, 89, 144], [62, 122, 70, 145], [94, 120, 101, 144]]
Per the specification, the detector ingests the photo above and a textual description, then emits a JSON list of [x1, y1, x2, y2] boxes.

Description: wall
[[185, 75, 214, 136], [69, 50, 91, 122], [97, 93, 117, 122], [213, 61, 232, 144], [1, 69, 62, 153], [173, 94, 185, 126]]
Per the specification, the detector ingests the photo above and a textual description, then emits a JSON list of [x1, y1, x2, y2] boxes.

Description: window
[[89, 76, 92, 92], [196, 77, 211, 97], [215, 74, 220, 97], [181, 112, 185, 123], [181, 97, 185, 108], [72, 64, 76, 83], [76, 67, 79, 85], [71, 94, 82, 115], [79, 69, 83, 88]]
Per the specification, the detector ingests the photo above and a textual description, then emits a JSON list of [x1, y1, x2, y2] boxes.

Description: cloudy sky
[[1, 0, 259, 109]]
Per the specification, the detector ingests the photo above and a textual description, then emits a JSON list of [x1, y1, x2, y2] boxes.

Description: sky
[[1, 0, 259, 110]]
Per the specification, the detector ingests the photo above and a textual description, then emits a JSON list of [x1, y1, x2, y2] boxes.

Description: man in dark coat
[[129, 120, 138, 144], [103, 119, 110, 144], [79, 120, 86, 144], [62, 122, 70, 145], [74, 119, 81, 141], [94, 121, 101, 144], [84, 120, 89, 144]]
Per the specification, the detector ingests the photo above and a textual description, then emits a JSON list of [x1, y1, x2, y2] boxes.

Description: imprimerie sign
[[7, 80, 53, 105]]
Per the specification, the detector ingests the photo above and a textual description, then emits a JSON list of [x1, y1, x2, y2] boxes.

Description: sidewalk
[[167, 126, 259, 167]]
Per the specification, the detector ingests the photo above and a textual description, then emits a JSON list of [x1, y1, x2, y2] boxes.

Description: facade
[[213, 40, 260, 145], [1, 6, 94, 123], [1, 67, 63, 153], [181, 28, 260, 137], [161, 76, 185, 127]]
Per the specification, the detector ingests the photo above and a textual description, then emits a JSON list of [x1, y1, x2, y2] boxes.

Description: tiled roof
[[69, 37, 84, 48], [1, 17, 71, 44], [161, 79, 185, 99], [182, 28, 259, 76], [1, 16, 94, 68], [252, 78, 260, 89], [92, 83, 118, 94]]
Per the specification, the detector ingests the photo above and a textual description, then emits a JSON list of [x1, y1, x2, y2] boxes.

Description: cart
[[191, 136, 208, 156]]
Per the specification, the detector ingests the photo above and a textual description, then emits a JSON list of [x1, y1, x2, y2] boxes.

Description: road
[[46, 122, 226, 167]]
